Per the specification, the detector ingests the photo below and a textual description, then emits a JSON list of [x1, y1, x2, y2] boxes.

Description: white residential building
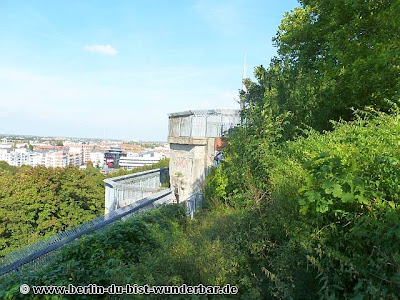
[[0, 148, 10, 162], [82, 145, 91, 164], [90, 152, 105, 168], [69, 145, 91, 165], [0, 148, 47, 167], [39, 152, 47, 166], [32, 152, 47, 166], [8, 148, 30, 167], [28, 152, 39, 167]]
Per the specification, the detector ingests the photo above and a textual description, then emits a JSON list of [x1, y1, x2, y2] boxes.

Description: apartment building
[[69, 145, 92, 165], [29, 152, 46, 167], [68, 152, 82, 166], [82, 145, 91, 164], [8, 148, 30, 167], [0, 148, 10, 162], [45, 151, 68, 168]]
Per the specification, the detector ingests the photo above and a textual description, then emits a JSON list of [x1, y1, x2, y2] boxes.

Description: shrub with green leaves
[[292, 110, 400, 299], [204, 109, 399, 299]]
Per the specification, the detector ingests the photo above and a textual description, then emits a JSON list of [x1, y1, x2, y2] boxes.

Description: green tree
[[0, 165, 105, 257], [241, 0, 400, 134]]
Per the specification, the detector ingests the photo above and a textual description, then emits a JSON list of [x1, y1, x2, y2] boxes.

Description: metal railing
[[104, 168, 169, 214], [184, 193, 203, 219]]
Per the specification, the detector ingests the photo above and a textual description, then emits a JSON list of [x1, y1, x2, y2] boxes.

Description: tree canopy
[[241, 0, 399, 134]]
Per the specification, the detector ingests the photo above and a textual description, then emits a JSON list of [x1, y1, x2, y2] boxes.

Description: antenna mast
[[240, 53, 247, 110]]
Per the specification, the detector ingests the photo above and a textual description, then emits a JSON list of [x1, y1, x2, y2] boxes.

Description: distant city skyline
[[0, 0, 299, 140], [0, 132, 165, 143]]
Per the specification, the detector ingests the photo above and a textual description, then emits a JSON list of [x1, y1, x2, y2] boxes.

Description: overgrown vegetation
[[4, 113, 397, 298], [0, 114, 398, 298], [203, 109, 400, 298], [0, 0, 399, 298]]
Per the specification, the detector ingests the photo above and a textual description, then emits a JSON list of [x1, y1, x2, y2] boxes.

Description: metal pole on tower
[[240, 53, 247, 110]]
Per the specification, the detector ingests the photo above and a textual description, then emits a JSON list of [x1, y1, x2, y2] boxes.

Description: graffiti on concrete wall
[[173, 156, 192, 173]]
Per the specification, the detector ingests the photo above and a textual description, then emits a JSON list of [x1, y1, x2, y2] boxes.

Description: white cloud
[[83, 44, 118, 55]]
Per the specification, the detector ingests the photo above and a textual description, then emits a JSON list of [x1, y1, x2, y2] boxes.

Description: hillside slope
[[1, 111, 398, 299]]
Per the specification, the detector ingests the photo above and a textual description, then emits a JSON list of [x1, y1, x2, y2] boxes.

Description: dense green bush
[[204, 109, 400, 299], [293, 110, 400, 299]]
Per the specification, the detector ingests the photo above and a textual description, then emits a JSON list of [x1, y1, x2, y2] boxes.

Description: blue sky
[[0, 0, 299, 141]]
